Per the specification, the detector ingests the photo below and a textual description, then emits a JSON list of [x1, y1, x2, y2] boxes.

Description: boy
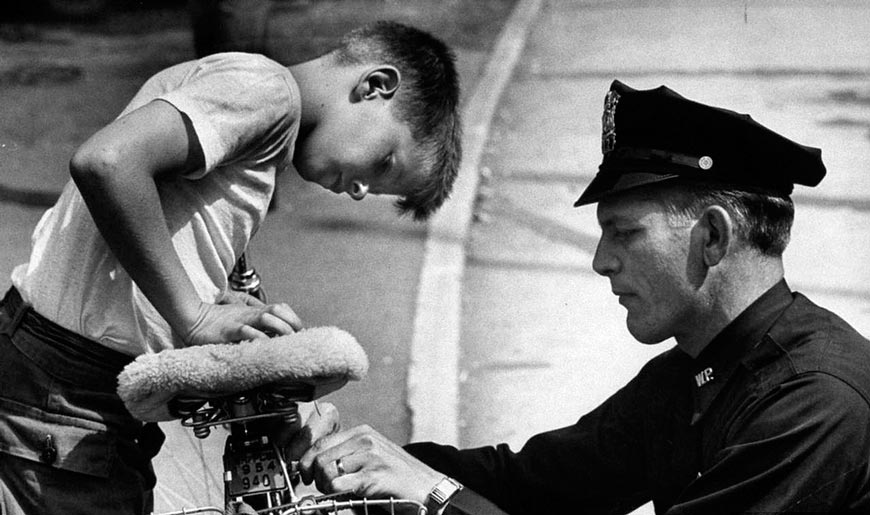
[[0, 21, 460, 515]]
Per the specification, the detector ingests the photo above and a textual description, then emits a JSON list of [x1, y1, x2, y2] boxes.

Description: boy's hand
[[298, 424, 442, 508], [182, 294, 303, 345]]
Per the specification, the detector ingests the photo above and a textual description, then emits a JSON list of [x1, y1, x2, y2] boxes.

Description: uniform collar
[[688, 280, 794, 425]]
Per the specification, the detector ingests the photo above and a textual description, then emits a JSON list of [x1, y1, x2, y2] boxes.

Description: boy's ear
[[353, 65, 401, 101]]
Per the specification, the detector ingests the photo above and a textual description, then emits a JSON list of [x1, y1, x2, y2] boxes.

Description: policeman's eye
[[612, 227, 641, 241]]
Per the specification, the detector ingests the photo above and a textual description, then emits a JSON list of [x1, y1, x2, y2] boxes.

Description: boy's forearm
[[71, 157, 202, 340], [69, 99, 209, 342]]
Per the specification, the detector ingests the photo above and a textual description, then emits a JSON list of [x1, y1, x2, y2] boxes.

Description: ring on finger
[[335, 457, 346, 477]]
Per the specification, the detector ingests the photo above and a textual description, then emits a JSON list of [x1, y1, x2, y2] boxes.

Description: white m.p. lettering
[[694, 367, 714, 387]]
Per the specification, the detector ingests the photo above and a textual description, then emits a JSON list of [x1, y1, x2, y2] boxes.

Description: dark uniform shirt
[[407, 281, 870, 514]]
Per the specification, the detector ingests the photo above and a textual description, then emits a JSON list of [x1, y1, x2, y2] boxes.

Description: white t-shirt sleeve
[[158, 53, 297, 178]]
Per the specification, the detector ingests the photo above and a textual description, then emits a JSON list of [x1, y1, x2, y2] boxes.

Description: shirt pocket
[[0, 397, 116, 478]]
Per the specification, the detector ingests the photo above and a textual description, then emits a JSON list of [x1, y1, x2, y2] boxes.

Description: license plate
[[227, 451, 286, 496]]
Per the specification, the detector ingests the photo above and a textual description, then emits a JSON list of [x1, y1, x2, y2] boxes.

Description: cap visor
[[574, 171, 680, 207]]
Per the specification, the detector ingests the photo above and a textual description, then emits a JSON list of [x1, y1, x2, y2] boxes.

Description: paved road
[[436, 1, 870, 513], [2, 1, 869, 513]]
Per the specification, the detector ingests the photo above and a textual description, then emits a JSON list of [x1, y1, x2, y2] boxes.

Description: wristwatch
[[426, 476, 464, 514]]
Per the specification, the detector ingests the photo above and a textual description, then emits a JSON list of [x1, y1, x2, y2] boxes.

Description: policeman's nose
[[350, 181, 369, 201], [592, 238, 619, 277]]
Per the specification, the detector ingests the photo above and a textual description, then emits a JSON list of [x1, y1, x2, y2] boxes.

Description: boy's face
[[293, 98, 424, 201]]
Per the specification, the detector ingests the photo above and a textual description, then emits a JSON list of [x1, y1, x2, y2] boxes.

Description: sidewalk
[[409, 0, 870, 513]]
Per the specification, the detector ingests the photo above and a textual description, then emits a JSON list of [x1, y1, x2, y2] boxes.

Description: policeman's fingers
[[284, 402, 341, 461], [313, 438, 435, 504], [319, 450, 371, 495], [310, 443, 371, 493], [298, 425, 377, 485]]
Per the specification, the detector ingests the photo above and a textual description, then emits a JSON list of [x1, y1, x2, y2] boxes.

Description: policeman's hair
[[330, 21, 462, 221], [657, 183, 795, 257]]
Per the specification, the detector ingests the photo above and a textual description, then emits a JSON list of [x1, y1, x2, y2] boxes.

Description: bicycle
[[117, 255, 429, 515]]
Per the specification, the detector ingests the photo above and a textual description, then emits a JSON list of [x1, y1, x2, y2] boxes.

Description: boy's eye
[[380, 154, 393, 175]]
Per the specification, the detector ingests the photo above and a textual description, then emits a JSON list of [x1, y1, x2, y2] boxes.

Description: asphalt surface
[[2, 1, 870, 513]]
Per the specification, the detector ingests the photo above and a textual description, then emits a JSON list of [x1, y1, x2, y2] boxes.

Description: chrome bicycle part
[[154, 494, 428, 515], [230, 252, 266, 302], [255, 493, 429, 515]]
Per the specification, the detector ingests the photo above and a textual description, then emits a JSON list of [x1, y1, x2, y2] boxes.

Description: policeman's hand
[[298, 425, 442, 508], [182, 294, 303, 345], [280, 402, 342, 460]]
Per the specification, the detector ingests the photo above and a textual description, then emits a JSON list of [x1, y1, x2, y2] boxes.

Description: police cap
[[573, 80, 826, 207]]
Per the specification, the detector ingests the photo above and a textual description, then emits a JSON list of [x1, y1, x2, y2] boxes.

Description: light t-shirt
[[11, 52, 301, 356]]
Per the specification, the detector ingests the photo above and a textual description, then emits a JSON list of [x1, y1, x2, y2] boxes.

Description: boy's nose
[[350, 181, 369, 201]]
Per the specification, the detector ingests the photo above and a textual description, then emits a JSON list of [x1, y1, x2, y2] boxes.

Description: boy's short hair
[[332, 21, 462, 221]]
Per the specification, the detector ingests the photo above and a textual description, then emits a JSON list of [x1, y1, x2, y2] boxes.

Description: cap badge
[[601, 89, 621, 155], [698, 156, 713, 170]]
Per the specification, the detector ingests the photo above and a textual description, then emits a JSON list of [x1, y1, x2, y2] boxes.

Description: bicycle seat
[[117, 326, 368, 422]]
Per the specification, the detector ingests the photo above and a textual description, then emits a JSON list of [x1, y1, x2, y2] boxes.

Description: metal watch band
[[428, 476, 464, 511]]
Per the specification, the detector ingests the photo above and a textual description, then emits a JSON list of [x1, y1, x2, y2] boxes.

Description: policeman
[[291, 80, 870, 514]]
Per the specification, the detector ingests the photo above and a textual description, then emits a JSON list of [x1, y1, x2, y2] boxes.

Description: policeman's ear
[[352, 65, 401, 102], [698, 205, 733, 267]]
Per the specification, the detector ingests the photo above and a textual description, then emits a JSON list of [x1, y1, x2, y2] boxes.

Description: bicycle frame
[[151, 254, 428, 515]]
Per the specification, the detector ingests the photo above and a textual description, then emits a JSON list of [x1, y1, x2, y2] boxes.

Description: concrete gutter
[[407, 0, 543, 446]]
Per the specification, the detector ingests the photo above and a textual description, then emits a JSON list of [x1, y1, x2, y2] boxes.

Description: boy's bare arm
[[70, 99, 301, 345]]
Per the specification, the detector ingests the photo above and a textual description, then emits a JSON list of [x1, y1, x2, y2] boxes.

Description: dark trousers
[[0, 287, 164, 515]]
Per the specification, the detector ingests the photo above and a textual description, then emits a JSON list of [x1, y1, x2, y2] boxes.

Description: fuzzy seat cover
[[117, 326, 368, 422]]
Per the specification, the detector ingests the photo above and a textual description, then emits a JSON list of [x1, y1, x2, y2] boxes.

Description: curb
[[406, 0, 544, 446]]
